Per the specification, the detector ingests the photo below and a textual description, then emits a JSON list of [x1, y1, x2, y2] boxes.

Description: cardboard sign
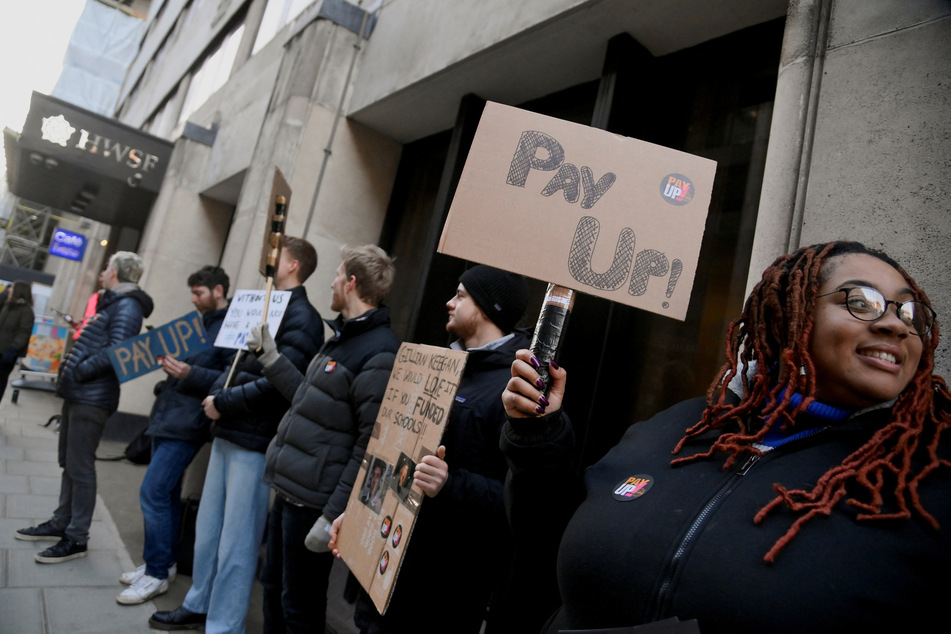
[[335, 342, 468, 615], [107, 312, 210, 383], [213, 289, 292, 350], [438, 101, 717, 321]]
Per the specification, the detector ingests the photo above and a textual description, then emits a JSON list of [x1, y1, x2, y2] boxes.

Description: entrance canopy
[[5, 92, 173, 231]]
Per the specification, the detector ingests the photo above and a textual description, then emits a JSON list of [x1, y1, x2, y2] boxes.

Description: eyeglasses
[[816, 286, 936, 335]]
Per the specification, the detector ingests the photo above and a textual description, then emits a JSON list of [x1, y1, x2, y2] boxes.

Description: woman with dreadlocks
[[500, 241, 950, 633]]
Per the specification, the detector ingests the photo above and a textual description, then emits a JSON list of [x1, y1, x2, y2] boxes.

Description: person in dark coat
[[333, 264, 531, 634], [501, 241, 950, 633], [150, 237, 323, 633], [16, 252, 153, 564], [116, 265, 235, 605], [251, 244, 400, 633], [0, 280, 35, 401]]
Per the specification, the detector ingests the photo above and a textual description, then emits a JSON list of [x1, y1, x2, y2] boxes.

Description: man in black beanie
[[349, 264, 531, 633]]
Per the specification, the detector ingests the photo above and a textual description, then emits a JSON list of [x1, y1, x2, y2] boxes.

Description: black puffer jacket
[[147, 305, 234, 443], [263, 306, 399, 519], [57, 285, 154, 412], [0, 299, 34, 357], [210, 285, 323, 453]]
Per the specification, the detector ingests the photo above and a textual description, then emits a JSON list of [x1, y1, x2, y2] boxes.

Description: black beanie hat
[[459, 265, 529, 334]]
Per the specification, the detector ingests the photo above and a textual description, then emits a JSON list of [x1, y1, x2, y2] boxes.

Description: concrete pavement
[[0, 373, 358, 633]]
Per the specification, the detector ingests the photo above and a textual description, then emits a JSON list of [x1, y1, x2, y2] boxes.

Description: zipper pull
[[737, 454, 760, 475]]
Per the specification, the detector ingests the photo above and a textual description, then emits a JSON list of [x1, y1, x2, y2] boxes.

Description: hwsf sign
[[40, 113, 162, 188]]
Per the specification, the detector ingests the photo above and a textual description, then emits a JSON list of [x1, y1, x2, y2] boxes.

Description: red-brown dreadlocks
[[670, 241, 951, 563]]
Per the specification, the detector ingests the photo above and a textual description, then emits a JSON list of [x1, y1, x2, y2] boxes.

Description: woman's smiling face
[[808, 253, 924, 409]]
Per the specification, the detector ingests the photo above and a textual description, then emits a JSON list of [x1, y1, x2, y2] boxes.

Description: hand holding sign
[[247, 323, 279, 368], [414, 445, 448, 498], [504, 348, 568, 419], [160, 355, 191, 379]]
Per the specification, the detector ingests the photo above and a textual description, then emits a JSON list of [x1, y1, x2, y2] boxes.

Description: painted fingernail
[[535, 377, 546, 389], [535, 405, 546, 415], [549, 359, 560, 370], [529, 355, 541, 368], [538, 395, 550, 407]]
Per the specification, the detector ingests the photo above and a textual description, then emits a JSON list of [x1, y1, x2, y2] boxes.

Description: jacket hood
[[101, 286, 154, 318]]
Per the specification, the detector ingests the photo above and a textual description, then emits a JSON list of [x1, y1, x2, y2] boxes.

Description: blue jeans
[[261, 495, 334, 634], [51, 401, 109, 544], [140, 437, 202, 578], [183, 437, 270, 634]]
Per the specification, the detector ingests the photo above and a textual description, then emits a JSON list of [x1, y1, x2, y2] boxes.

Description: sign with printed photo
[[438, 101, 717, 320], [334, 342, 468, 615]]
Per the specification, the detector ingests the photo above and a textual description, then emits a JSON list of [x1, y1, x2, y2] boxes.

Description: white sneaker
[[116, 573, 169, 605], [119, 563, 177, 585]]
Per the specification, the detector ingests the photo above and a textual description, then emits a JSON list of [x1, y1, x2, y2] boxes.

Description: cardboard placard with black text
[[335, 342, 468, 615], [438, 101, 717, 321]]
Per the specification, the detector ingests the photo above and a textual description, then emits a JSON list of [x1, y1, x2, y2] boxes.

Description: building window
[[148, 90, 179, 140], [175, 24, 245, 133], [252, 0, 313, 55]]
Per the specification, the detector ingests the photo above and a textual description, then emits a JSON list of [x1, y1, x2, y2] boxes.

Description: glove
[[247, 323, 280, 369], [304, 515, 333, 553]]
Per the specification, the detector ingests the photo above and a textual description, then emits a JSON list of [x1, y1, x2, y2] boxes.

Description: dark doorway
[[382, 18, 785, 469]]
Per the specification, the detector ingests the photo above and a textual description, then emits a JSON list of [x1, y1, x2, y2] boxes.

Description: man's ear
[[213, 284, 225, 300]]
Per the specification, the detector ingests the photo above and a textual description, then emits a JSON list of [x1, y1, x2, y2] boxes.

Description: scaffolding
[[0, 201, 84, 271]]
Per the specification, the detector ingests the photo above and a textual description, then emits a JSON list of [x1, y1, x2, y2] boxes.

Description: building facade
[[37, 0, 951, 463]]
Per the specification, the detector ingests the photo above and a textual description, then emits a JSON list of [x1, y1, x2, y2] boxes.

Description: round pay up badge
[[660, 174, 695, 206]]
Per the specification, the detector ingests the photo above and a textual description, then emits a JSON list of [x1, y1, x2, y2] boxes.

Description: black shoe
[[34, 536, 87, 563], [148, 606, 207, 631], [15, 520, 66, 542]]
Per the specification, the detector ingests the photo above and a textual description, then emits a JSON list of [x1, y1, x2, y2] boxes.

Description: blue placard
[[107, 311, 210, 383], [49, 228, 88, 261]]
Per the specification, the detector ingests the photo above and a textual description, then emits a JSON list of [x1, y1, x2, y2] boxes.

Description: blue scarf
[[757, 391, 852, 450]]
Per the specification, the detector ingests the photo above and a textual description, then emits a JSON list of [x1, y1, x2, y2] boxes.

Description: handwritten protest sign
[[107, 312, 210, 383], [335, 343, 467, 615], [438, 101, 717, 321], [213, 289, 292, 350]]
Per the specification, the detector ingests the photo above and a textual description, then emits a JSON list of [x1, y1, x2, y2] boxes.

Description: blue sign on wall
[[49, 228, 87, 261]]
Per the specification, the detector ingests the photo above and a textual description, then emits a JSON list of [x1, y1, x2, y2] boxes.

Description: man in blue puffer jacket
[[116, 265, 235, 605], [16, 251, 153, 564]]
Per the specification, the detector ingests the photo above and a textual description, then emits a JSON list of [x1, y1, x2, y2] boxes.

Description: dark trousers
[[51, 401, 109, 544], [261, 495, 334, 634], [0, 360, 14, 401], [140, 438, 202, 578]]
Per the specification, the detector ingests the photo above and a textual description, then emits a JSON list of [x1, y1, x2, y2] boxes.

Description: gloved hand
[[304, 515, 333, 553], [247, 323, 280, 369]]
